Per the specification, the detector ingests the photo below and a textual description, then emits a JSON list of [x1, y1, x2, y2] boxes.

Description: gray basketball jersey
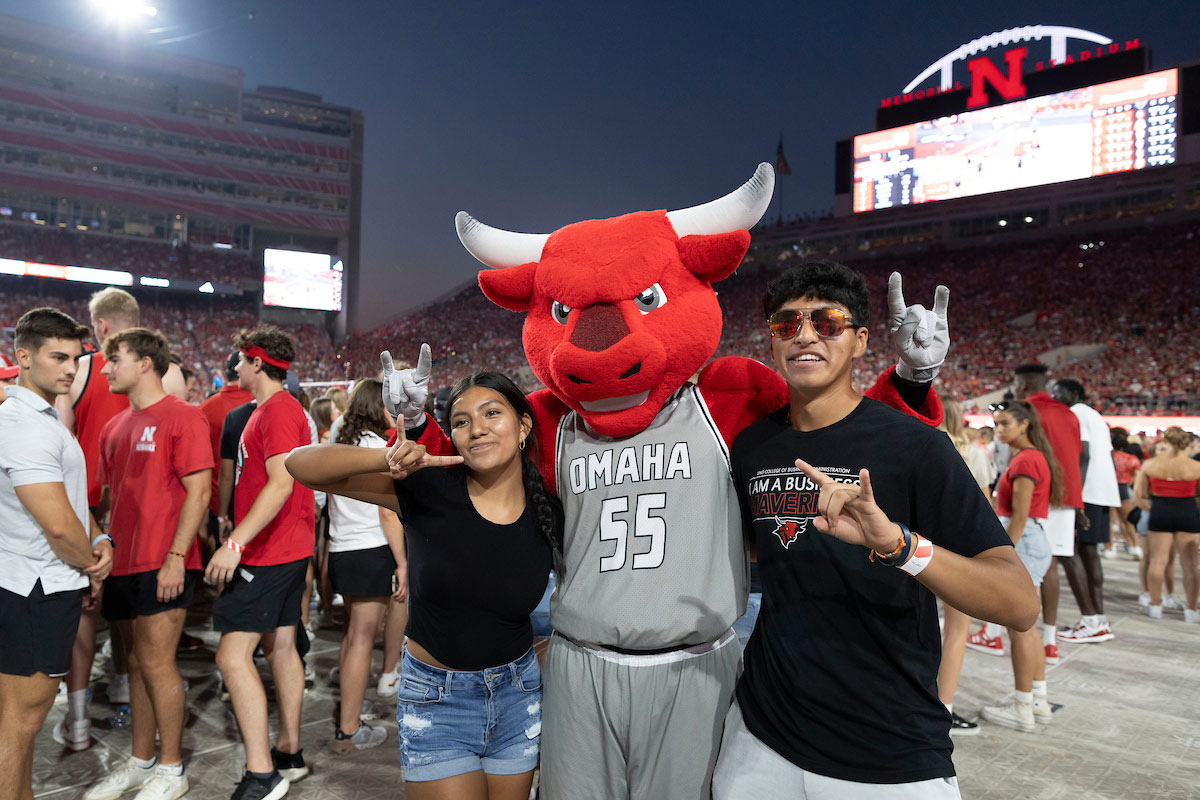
[[553, 385, 748, 649]]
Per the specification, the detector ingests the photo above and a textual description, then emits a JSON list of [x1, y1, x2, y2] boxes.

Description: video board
[[853, 69, 1178, 212], [263, 248, 343, 311]]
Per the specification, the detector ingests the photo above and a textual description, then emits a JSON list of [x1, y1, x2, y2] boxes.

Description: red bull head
[[457, 164, 775, 438]]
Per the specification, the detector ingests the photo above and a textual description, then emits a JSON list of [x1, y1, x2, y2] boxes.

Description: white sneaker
[[376, 670, 401, 699], [1032, 697, 1053, 725], [1102, 546, 1117, 559], [359, 699, 380, 720], [330, 722, 388, 754], [52, 717, 91, 751], [83, 758, 155, 800], [107, 674, 131, 704], [54, 681, 67, 704], [132, 765, 188, 800], [981, 699, 1036, 733], [1185, 609, 1200, 624], [1130, 545, 1144, 561], [1164, 596, 1183, 610], [1148, 604, 1163, 619], [1138, 592, 1151, 607]]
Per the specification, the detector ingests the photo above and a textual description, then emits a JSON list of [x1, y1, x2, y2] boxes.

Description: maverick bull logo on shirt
[[748, 468, 862, 549]]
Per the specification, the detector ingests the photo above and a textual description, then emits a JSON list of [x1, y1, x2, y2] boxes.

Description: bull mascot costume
[[383, 163, 949, 799]]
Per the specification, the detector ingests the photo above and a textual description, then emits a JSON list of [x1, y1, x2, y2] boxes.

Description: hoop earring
[[519, 438, 527, 450]]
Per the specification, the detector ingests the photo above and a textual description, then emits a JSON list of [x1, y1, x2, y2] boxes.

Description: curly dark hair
[[233, 325, 295, 383], [763, 261, 870, 326], [336, 380, 391, 445], [446, 372, 564, 573]]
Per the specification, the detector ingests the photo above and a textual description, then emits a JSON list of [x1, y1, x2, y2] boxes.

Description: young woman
[[286, 372, 561, 800], [311, 397, 335, 444], [1110, 428, 1143, 560], [935, 397, 993, 736], [312, 380, 408, 752], [1134, 427, 1200, 622], [980, 400, 1062, 733]]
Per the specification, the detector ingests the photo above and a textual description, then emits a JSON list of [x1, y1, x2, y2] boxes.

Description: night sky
[[2, 0, 1197, 329]]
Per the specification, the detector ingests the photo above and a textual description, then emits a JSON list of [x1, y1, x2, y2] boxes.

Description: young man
[[82, 329, 213, 800], [0, 307, 112, 800], [1014, 363, 1083, 664], [205, 326, 314, 800], [1053, 378, 1121, 644], [711, 263, 1039, 798], [199, 352, 254, 549]]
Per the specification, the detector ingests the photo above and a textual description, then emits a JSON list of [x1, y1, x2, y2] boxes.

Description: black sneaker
[[270, 748, 309, 782], [230, 771, 289, 800], [948, 711, 980, 736]]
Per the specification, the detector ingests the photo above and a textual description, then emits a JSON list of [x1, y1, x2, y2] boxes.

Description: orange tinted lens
[[768, 311, 801, 338], [809, 309, 848, 337]]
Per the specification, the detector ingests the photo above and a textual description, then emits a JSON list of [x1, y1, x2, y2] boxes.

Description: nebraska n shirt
[[732, 399, 1010, 784], [99, 395, 213, 576], [235, 390, 314, 567]]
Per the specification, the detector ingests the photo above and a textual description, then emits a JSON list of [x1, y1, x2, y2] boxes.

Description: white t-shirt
[[1071, 402, 1121, 508], [327, 430, 389, 552], [0, 386, 90, 595]]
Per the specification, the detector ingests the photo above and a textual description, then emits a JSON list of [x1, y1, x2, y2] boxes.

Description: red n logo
[[967, 47, 1027, 109]]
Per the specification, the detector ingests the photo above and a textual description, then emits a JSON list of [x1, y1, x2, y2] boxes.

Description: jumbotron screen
[[263, 248, 343, 311], [852, 69, 1178, 212]]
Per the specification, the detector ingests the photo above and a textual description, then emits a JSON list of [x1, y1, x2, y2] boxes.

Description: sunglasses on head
[[767, 308, 860, 339], [988, 401, 1010, 412]]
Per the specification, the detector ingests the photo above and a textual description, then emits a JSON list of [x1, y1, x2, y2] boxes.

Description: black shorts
[[1118, 483, 1132, 502], [1148, 496, 1200, 534], [1075, 503, 1112, 544], [0, 581, 84, 677], [328, 545, 396, 598], [102, 570, 198, 621], [212, 557, 308, 634]]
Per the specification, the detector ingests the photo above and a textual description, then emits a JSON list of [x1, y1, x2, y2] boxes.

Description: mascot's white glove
[[380, 343, 432, 429], [888, 272, 949, 382]]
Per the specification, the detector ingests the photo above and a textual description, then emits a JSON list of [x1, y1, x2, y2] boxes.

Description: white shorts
[[1044, 507, 1077, 558], [712, 701, 962, 799]]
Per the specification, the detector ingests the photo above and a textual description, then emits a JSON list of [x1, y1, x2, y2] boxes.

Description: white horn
[[665, 162, 775, 237], [455, 211, 550, 269]]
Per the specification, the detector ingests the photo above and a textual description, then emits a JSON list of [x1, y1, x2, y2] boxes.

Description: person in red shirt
[[981, 399, 1064, 733], [84, 329, 212, 800], [204, 326, 314, 800], [1013, 363, 1082, 664]]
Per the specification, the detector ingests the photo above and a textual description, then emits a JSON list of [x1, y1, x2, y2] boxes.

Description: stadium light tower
[[89, 0, 158, 25]]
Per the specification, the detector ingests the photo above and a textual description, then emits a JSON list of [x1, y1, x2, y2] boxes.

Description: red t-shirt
[[235, 390, 315, 566], [98, 395, 213, 577], [996, 448, 1052, 520], [199, 384, 254, 513], [75, 352, 131, 508], [1026, 392, 1082, 508], [1113, 450, 1140, 485]]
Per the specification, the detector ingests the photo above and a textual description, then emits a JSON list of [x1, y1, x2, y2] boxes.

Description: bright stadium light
[[91, 0, 158, 25]]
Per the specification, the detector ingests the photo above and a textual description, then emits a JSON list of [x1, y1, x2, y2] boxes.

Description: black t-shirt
[[219, 402, 256, 518], [732, 398, 1010, 784], [394, 466, 554, 670]]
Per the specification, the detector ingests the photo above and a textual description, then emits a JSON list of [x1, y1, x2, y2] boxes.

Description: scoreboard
[[852, 69, 1178, 212]]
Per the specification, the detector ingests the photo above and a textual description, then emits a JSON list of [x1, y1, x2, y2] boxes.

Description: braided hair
[[447, 372, 564, 573]]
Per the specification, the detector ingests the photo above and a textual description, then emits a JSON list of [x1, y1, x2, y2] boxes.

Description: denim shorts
[[396, 646, 542, 782], [1000, 516, 1052, 587]]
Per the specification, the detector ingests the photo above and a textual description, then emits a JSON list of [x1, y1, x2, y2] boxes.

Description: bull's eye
[[551, 300, 572, 325], [634, 283, 667, 315]]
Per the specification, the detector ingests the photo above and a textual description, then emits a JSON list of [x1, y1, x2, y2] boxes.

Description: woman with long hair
[[980, 400, 1062, 732], [307, 379, 407, 753], [1134, 427, 1200, 622], [310, 397, 335, 444], [286, 372, 562, 800], [935, 396, 993, 736]]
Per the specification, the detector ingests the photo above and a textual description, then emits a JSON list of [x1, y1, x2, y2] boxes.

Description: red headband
[[241, 346, 291, 371]]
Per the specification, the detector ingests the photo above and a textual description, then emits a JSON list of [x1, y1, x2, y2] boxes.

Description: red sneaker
[[965, 626, 1005, 656], [1044, 642, 1060, 665]]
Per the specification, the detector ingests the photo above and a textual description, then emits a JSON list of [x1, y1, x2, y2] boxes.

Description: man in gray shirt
[[0, 307, 112, 800]]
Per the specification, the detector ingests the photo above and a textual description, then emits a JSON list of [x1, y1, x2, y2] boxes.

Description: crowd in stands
[[4, 220, 1197, 414], [339, 222, 1200, 415], [0, 219, 259, 283]]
